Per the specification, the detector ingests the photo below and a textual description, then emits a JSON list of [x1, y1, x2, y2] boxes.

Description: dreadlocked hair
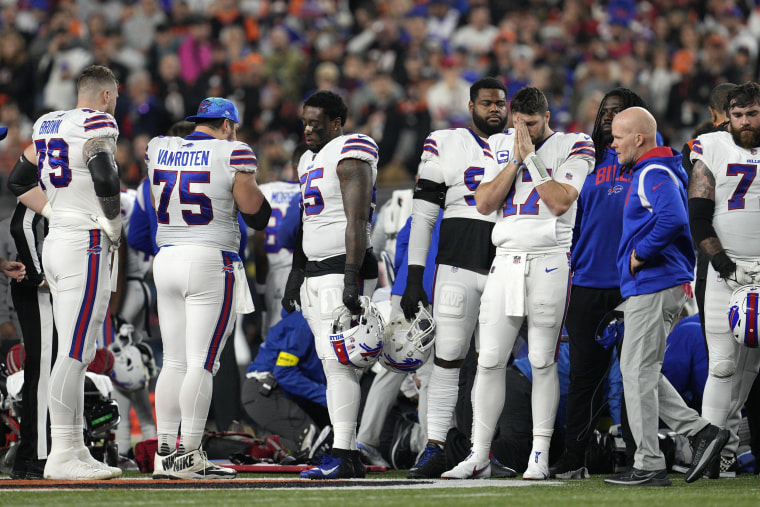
[[591, 88, 648, 166]]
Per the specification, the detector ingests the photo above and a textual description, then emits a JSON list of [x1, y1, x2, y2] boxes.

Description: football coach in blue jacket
[[604, 107, 728, 487]]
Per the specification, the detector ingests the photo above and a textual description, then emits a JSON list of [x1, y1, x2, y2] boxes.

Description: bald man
[[602, 107, 728, 487]]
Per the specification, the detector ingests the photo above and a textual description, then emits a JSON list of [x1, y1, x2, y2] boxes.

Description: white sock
[[702, 373, 732, 427], [531, 363, 559, 432], [178, 366, 213, 453], [426, 365, 460, 443], [471, 365, 506, 459], [154, 361, 185, 454], [48, 356, 86, 442], [323, 359, 361, 450]]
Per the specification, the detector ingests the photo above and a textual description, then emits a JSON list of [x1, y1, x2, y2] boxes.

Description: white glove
[[91, 214, 122, 249], [726, 263, 760, 290]]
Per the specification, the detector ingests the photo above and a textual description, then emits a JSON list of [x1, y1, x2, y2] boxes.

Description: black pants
[[564, 285, 623, 463], [210, 336, 243, 431], [11, 281, 56, 463]]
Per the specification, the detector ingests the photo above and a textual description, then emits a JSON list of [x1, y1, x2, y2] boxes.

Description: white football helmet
[[108, 324, 150, 391], [329, 296, 385, 368], [380, 304, 435, 373], [728, 285, 760, 348]]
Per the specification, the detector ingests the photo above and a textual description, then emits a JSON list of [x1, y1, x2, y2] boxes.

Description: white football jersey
[[486, 131, 594, 254], [120, 189, 152, 279], [297, 134, 379, 261], [691, 131, 760, 259], [259, 180, 301, 270], [32, 108, 119, 230], [146, 133, 257, 252], [418, 128, 501, 222]]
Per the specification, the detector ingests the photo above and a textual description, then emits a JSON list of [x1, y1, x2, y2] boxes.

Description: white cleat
[[166, 448, 237, 480], [76, 446, 122, 478], [43, 451, 114, 480], [441, 452, 491, 479], [523, 449, 549, 480], [153, 449, 178, 480]]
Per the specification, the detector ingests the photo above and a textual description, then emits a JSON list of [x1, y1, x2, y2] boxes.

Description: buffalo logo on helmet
[[329, 296, 385, 368], [728, 286, 760, 348]]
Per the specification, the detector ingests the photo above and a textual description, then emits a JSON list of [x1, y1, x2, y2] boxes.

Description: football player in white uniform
[[400, 77, 511, 479], [8, 65, 123, 480], [253, 162, 302, 337], [281, 91, 379, 479], [689, 82, 760, 474], [147, 98, 271, 480], [444, 86, 594, 480]]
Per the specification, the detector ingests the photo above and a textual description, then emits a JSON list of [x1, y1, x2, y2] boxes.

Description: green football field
[[1, 471, 759, 506]]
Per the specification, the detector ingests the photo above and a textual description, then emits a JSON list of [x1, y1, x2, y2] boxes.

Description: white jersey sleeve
[[146, 135, 256, 252], [691, 131, 760, 259], [491, 131, 594, 254], [33, 108, 119, 230], [299, 134, 379, 261]]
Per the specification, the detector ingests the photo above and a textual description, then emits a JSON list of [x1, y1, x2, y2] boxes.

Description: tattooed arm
[[687, 159, 722, 257], [337, 157, 373, 312], [84, 136, 120, 219]]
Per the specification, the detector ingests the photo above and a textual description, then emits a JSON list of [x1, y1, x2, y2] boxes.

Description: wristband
[[524, 152, 552, 186], [41, 202, 52, 220]]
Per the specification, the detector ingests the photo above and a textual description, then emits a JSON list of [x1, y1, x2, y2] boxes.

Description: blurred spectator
[[263, 25, 305, 103], [155, 53, 190, 122], [178, 15, 213, 86], [38, 24, 92, 111], [122, 69, 172, 139], [146, 22, 177, 77], [122, 0, 167, 53], [506, 44, 534, 98], [0, 29, 35, 118], [450, 6, 498, 59], [426, 0, 460, 48], [426, 55, 469, 131]]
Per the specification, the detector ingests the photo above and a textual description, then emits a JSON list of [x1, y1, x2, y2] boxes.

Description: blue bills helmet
[[728, 286, 760, 348], [329, 296, 385, 368]]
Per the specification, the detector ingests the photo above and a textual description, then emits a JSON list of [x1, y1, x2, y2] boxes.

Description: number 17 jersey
[[145, 132, 258, 252]]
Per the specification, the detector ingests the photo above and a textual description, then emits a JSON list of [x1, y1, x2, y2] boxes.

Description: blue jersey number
[[265, 208, 283, 253], [35, 138, 71, 188], [300, 168, 325, 215], [463, 166, 484, 206], [502, 169, 551, 217], [727, 163, 757, 210], [153, 170, 213, 225]]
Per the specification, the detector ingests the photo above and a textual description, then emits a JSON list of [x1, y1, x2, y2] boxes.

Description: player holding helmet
[[281, 90, 379, 479]]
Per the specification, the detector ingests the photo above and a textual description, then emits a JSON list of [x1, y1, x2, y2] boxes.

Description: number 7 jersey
[[32, 108, 119, 229], [691, 130, 760, 259], [145, 132, 257, 252], [297, 134, 378, 261]]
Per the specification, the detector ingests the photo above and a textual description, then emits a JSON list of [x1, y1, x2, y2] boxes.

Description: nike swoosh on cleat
[[545, 267, 558, 273], [320, 465, 339, 476], [473, 465, 488, 476]]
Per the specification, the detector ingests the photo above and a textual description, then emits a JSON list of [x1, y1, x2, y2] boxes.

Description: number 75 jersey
[[32, 108, 119, 228], [146, 133, 257, 252], [297, 134, 378, 261], [691, 130, 760, 259]]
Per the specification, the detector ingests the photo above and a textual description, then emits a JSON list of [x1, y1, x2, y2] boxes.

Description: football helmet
[[728, 285, 760, 348], [108, 324, 150, 391], [329, 296, 385, 368], [380, 304, 435, 373]]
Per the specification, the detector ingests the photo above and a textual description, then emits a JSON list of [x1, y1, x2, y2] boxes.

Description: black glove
[[343, 264, 361, 313], [401, 265, 428, 321], [711, 251, 736, 280], [281, 269, 305, 313]]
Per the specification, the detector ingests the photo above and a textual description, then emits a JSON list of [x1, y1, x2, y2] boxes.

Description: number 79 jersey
[[145, 133, 257, 252], [691, 131, 760, 259], [297, 134, 378, 261], [485, 131, 594, 254], [32, 108, 119, 229]]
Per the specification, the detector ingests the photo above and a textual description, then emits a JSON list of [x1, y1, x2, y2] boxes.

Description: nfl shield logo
[[513, 256, 521, 264]]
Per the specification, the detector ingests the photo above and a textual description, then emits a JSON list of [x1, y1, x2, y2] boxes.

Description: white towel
[[233, 260, 255, 314], [504, 253, 527, 317], [110, 250, 119, 292]]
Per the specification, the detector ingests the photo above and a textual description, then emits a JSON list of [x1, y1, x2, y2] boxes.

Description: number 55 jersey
[[145, 132, 257, 251], [33, 108, 119, 229], [691, 131, 760, 260], [297, 134, 378, 262]]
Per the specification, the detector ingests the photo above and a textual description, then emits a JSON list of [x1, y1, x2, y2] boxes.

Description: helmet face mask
[[729, 285, 760, 348], [381, 303, 436, 373], [329, 296, 385, 368], [109, 326, 150, 391]]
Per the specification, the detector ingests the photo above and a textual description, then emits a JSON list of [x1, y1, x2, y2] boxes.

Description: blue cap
[[0, 126, 7, 141], [185, 97, 240, 123]]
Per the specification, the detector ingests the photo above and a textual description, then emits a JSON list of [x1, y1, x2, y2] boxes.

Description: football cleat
[[685, 425, 729, 483], [300, 452, 355, 479], [407, 443, 447, 479], [166, 448, 236, 480], [441, 452, 491, 479], [153, 449, 178, 480], [357, 441, 390, 468], [76, 446, 122, 478], [523, 449, 549, 480], [43, 451, 114, 480]]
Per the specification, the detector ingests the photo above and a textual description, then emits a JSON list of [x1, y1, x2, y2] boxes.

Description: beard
[[729, 124, 760, 149], [472, 111, 507, 136]]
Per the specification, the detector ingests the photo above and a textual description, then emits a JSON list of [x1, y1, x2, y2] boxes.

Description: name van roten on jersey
[[156, 148, 211, 167]]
